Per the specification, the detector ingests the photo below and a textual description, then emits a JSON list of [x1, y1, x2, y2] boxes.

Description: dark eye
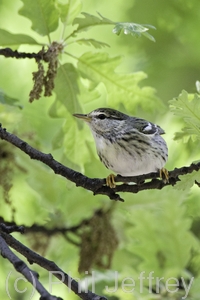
[[97, 114, 106, 120]]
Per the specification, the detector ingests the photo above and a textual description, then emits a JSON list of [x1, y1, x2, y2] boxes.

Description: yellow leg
[[159, 168, 169, 183], [106, 174, 116, 188]]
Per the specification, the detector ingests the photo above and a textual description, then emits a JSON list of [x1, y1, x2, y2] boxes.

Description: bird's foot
[[106, 174, 116, 188], [159, 168, 169, 183]]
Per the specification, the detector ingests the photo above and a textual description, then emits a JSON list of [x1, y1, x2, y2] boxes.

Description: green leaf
[[62, 115, 91, 169], [19, 0, 59, 37], [141, 30, 156, 42], [77, 52, 159, 112], [175, 170, 200, 190], [196, 80, 200, 93], [54, 63, 81, 114], [169, 90, 200, 141], [0, 29, 39, 46], [56, 0, 82, 25], [74, 38, 109, 49], [73, 12, 114, 34], [73, 12, 155, 41], [174, 128, 199, 143], [127, 194, 197, 278], [113, 22, 156, 42], [51, 109, 93, 170], [0, 90, 22, 109]]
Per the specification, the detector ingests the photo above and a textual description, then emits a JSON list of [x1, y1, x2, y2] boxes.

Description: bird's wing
[[133, 118, 165, 135]]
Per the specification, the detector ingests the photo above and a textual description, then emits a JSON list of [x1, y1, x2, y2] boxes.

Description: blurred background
[[1, 0, 200, 299]]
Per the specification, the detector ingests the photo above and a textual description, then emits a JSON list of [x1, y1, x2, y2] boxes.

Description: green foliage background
[[1, 0, 200, 299]]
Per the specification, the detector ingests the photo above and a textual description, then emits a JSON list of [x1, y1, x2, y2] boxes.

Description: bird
[[73, 108, 168, 188]]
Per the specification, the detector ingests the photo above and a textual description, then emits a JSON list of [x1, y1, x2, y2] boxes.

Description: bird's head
[[73, 108, 128, 136]]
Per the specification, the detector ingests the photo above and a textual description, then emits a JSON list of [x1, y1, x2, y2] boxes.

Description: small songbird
[[73, 108, 168, 188]]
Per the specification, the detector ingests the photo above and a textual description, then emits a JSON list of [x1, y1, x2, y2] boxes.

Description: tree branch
[[0, 223, 25, 234], [0, 229, 106, 300], [0, 235, 61, 300], [0, 46, 62, 102], [0, 47, 47, 60], [0, 209, 104, 238], [0, 124, 200, 201]]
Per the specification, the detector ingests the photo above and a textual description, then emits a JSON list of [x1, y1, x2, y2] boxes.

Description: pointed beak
[[73, 113, 91, 123]]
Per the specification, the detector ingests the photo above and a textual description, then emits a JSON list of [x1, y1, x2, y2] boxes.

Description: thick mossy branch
[[0, 124, 199, 201]]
